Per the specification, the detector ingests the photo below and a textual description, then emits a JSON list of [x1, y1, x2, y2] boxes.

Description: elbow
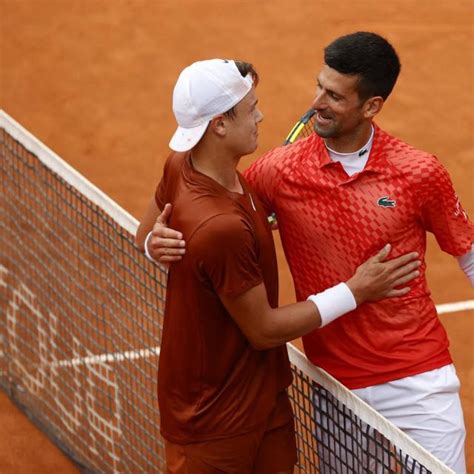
[[249, 339, 273, 351], [246, 325, 281, 351], [250, 338, 281, 351], [248, 338, 272, 351]]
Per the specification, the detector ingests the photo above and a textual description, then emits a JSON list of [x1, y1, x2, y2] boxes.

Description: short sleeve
[[188, 214, 263, 298], [418, 157, 473, 256]]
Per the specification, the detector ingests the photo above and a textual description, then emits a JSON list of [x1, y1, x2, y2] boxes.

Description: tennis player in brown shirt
[[136, 59, 420, 473]]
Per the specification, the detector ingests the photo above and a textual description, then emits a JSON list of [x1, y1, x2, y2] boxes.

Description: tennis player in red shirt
[[147, 33, 472, 473]]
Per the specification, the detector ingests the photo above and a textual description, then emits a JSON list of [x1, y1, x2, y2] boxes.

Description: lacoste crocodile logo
[[377, 196, 396, 208]]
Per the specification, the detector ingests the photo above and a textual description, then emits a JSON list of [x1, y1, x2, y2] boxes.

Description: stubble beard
[[313, 122, 339, 139]]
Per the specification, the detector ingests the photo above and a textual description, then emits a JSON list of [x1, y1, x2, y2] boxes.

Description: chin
[[247, 139, 258, 153], [314, 123, 339, 138], [242, 146, 257, 158], [314, 124, 337, 139]]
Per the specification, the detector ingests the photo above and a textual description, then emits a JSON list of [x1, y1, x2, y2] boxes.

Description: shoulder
[[187, 212, 255, 259], [377, 128, 448, 181], [163, 151, 187, 174], [256, 134, 321, 166], [191, 213, 251, 244], [245, 133, 323, 182], [159, 152, 188, 189]]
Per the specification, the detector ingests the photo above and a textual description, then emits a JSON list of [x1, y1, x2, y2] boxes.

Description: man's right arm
[[220, 244, 420, 350], [135, 201, 186, 263], [135, 153, 187, 263]]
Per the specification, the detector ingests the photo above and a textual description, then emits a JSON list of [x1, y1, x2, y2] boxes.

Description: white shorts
[[353, 364, 466, 473]]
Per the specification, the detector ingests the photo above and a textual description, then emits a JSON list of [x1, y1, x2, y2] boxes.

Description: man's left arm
[[419, 156, 474, 285]]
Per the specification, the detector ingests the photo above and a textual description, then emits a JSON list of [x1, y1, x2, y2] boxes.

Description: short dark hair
[[223, 60, 258, 119], [324, 32, 401, 101]]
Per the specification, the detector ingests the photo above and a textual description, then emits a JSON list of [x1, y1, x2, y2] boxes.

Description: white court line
[[53, 346, 160, 368], [435, 299, 474, 314], [51, 299, 474, 368]]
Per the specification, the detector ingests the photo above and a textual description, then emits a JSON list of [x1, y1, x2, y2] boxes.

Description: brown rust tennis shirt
[[155, 153, 292, 443]]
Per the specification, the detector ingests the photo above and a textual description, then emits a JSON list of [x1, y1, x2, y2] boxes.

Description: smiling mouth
[[316, 112, 333, 124]]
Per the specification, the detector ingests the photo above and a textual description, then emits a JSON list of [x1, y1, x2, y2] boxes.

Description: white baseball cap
[[169, 59, 254, 152]]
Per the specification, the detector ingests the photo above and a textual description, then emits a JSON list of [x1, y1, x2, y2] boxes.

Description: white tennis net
[[0, 110, 453, 473]]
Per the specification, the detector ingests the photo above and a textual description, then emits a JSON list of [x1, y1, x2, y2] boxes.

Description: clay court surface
[[1, 0, 473, 472]]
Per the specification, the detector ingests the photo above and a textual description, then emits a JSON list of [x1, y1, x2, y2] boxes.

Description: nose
[[312, 90, 326, 110], [256, 108, 264, 123]]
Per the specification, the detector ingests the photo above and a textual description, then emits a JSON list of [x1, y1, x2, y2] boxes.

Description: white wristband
[[144, 231, 158, 263], [307, 282, 357, 328], [456, 244, 474, 286]]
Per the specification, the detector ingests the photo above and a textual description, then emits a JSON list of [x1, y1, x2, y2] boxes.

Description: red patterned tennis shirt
[[245, 125, 473, 389]]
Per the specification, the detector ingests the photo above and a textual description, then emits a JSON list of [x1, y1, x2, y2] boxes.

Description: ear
[[209, 115, 227, 137], [363, 96, 384, 119]]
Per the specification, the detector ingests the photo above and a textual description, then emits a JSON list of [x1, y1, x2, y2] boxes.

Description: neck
[[324, 122, 374, 154], [190, 142, 243, 193], [326, 124, 374, 157]]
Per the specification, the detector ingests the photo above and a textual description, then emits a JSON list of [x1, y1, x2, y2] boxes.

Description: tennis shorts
[[353, 364, 466, 473], [164, 390, 297, 473], [312, 364, 466, 474]]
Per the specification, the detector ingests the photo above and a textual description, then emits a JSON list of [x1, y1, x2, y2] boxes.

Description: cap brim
[[169, 122, 209, 152]]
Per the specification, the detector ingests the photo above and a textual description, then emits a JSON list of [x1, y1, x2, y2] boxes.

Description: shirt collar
[[314, 124, 396, 176]]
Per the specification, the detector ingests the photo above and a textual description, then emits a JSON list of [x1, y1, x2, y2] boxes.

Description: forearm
[[135, 197, 161, 251], [254, 301, 322, 349], [222, 282, 324, 350], [255, 283, 356, 349], [136, 224, 152, 252], [223, 282, 359, 350]]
